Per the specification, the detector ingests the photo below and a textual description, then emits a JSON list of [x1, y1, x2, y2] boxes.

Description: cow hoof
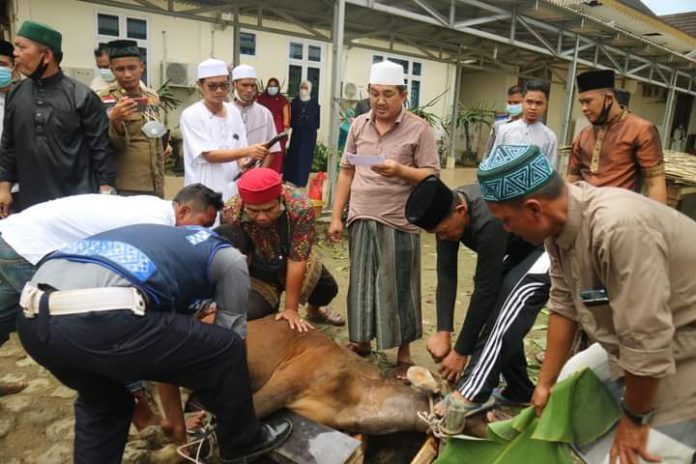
[[407, 366, 440, 394]]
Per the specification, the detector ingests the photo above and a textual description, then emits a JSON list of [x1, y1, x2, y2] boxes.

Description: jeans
[[18, 307, 262, 463], [0, 236, 35, 346]]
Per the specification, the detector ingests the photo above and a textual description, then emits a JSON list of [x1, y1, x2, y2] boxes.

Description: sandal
[[439, 394, 495, 435], [394, 361, 415, 384], [305, 307, 345, 326], [345, 342, 371, 357]]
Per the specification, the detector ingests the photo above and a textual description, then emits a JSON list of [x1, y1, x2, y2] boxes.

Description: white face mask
[[267, 86, 279, 96], [97, 67, 115, 83], [300, 89, 309, 97]]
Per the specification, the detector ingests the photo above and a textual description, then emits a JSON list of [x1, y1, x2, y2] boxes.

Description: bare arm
[[157, 383, 186, 446], [531, 313, 578, 415], [644, 173, 667, 204], [203, 144, 268, 164], [328, 166, 355, 243], [283, 103, 290, 129], [276, 259, 314, 332]]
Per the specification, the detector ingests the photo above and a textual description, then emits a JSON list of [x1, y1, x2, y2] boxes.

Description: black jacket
[[436, 184, 539, 354], [0, 70, 114, 211]]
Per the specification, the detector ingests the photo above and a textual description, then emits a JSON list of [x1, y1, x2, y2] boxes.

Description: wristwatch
[[620, 399, 654, 426]]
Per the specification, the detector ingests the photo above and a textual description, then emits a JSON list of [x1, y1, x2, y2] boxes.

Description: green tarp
[[436, 368, 620, 464]]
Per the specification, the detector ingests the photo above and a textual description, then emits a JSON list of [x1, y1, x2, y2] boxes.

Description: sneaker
[[220, 418, 293, 463]]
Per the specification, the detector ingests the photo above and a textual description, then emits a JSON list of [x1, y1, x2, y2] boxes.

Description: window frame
[[287, 39, 325, 99], [239, 30, 257, 57]]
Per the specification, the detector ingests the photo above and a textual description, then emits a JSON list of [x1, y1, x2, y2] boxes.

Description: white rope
[[176, 421, 217, 464]]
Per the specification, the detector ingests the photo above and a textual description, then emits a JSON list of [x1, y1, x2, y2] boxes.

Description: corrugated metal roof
[[661, 12, 696, 39]]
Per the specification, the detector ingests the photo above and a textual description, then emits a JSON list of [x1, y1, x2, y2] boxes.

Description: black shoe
[[220, 418, 293, 463]]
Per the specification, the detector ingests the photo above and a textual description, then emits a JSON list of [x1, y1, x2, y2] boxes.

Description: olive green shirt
[[546, 182, 696, 426], [99, 83, 165, 197]]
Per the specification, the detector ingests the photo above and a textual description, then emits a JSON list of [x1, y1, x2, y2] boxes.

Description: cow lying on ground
[[246, 315, 430, 434]]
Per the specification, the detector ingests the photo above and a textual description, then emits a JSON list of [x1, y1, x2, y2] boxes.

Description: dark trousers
[[17, 307, 261, 463], [457, 249, 550, 403], [247, 265, 338, 320]]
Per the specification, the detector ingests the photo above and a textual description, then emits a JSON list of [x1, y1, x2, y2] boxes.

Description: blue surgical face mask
[[267, 86, 279, 96], [0, 66, 13, 88], [506, 103, 523, 116], [97, 67, 115, 83]]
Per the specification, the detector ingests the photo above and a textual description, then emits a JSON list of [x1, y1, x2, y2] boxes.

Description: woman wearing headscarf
[[285, 80, 320, 187], [257, 77, 290, 172]]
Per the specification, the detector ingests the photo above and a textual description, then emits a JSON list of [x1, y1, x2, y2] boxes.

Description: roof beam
[[410, 0, 449, 26]]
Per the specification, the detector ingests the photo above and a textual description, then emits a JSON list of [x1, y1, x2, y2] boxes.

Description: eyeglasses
[[205, 82, 230, 91]]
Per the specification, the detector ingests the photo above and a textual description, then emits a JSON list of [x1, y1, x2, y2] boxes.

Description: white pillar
[[326, 0, 345, 207], [560, 34, 580, 146], [447, 64, 462, 169], [661, 71, 678, 149]]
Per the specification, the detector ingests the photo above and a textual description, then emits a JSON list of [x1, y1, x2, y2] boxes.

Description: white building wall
[[12, 0, 456, 147]]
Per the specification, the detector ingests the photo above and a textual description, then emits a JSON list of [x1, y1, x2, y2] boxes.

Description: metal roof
[[83, 0, 696, 95], [661, 12, 696, 40]]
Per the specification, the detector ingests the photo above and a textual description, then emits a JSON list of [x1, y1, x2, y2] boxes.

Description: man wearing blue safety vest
[[16, 223, 291, 464]]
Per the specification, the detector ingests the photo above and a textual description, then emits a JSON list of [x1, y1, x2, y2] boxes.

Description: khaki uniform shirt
[[99, 84, 165, 197], [546, 182, 696, 426], [567, 112, 664, 192], [340, 108, 440, 234]]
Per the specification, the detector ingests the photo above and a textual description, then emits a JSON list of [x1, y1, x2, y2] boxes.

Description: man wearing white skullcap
[[180, 58, 270, 201], [329, 60, 441, 380], [231, 64, 282, 171]]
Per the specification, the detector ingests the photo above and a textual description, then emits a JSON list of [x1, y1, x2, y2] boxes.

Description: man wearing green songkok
[[476, 144, 696, 463], [0, 21, 114, 214]]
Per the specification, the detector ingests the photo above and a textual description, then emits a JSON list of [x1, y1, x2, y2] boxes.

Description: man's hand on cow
[[531, 383, 552, 417], [328, 218, 344, 243], [371, 159, 403, 178], [440, 350, 467, 383], [427, 331, 451, 363], [276, 309, 315, 332], [610, 416, 661, 464]]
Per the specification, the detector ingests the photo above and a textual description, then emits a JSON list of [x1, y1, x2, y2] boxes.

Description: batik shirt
[[222, 185, 315, 262]]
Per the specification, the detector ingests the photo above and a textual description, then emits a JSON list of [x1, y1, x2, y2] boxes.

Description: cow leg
[[252, 370, 298, 419]]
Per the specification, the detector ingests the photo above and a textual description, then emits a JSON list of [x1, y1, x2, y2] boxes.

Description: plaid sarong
[[347, 219, 422, 349]]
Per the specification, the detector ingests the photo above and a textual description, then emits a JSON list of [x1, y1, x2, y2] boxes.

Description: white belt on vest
[[19, 283, 146, 318]]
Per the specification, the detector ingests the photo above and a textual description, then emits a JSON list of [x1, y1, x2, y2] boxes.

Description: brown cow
[[246, 316, 431, 434]]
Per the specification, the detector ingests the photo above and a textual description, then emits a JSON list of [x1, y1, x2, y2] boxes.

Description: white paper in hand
[[346, 153, 385, 166]]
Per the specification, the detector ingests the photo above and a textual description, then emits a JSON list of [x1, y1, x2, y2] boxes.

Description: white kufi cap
[[197, 58, 229, 80], [232, 64, 257, 81], [369, 60, 405, 86]]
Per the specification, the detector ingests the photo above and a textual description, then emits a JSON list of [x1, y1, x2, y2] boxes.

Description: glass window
[[126, 18, 147, 40], [388, 58, 409, 76], [412, 62, 422, 76], [307, 66, 320, 98], [240, 32, 256, 56], [139, 47, 148, 85], [288, 64, 303, 98], [308, 45, 321, 62], [410, 80, 420, 108], [97, 13, 119, 37], [289, 42, 303, 60]]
